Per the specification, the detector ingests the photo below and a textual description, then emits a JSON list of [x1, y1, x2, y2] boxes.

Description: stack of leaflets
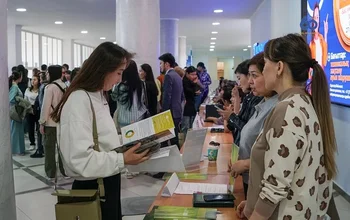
[[146, 206, 217, 220], [162, 173, 208, 181]]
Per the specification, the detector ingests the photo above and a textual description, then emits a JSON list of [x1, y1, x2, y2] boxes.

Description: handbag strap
[[54, 91, 105, 199], [85, 92, 105, 199]]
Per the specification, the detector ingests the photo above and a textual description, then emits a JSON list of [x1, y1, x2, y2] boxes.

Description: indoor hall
[[1, 0, 350, 219]]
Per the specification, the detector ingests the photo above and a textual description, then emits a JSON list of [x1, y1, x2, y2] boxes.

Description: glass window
[[33, 34, 39, 68], [21, 31, 26, 66], [48, 37, 53, 65], [53, 38, 57, 64], [42, 36, 47, 65], [57, 40, 62, 64], [26, 32, 33, 68]]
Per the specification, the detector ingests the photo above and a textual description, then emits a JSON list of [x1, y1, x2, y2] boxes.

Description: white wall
[[250, 0, 272, 47]]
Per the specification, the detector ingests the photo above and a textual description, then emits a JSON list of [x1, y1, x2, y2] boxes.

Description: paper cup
[[207, 147, 218, 162]]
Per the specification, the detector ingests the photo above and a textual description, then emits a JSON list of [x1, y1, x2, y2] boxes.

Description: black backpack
[[49, 82, 66, 109]]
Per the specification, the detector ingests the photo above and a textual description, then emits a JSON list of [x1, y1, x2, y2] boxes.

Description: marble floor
[[12, 139, 350, 220]]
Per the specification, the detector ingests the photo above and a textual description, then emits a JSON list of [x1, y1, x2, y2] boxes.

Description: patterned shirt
[[198, 71, 211, 93], [244, 87, 332, 220]]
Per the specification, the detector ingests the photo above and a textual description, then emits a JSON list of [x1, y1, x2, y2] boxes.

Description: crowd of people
[[8, 33, 338, 220]]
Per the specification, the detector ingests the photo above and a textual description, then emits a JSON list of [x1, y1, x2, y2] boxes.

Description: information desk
[[148, 128, 244, 219]]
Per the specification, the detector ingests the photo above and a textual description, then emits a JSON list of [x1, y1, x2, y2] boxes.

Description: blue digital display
[[253, 41, 268, 55], [306, 0, 350, 106]]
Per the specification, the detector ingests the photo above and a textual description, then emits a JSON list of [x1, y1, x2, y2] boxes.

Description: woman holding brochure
[[51, 42, 150, 220]]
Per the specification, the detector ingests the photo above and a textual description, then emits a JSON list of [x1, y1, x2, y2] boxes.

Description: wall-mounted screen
[[253, 40, 268, 55], [305, 0, 350, 106]]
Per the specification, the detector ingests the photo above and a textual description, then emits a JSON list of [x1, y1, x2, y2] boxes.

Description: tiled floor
[[12, 139, 350, 220]]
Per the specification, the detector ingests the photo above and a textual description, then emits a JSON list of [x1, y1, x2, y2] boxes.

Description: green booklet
[[228, 144, 239, 193], [162, 173, 208, 181], [153, 206, 217, 219]]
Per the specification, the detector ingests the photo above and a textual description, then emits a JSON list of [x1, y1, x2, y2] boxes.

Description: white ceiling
[[7, 0, 263, 54]]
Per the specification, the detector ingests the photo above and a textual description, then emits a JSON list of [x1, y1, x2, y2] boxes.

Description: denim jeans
[[181, 116, 195, 140], [194, 95, 201, 112]]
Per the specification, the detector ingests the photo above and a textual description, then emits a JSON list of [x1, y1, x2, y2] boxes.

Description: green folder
[[144, 206, 217, 219], [162, 173, 208, 181]]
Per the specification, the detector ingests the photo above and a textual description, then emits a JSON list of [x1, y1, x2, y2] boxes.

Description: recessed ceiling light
[[214, 9, 223, 13], [100, 37, 106, 40], [248, 45, 252, 48], [210, 49, 215, 51], [81, 30, 88, 34], [211, 38, 217, 40], [212, 22, 220, 26], [243, 49, 248, 51], [232, 56, 235, 58], [54, 21, 63, 24], [211, 31, 218, 34], [16, 8, 26, 12], [210, 42, 216, 45], [113, 42, 117, 44], [210, 46, 215, 48]]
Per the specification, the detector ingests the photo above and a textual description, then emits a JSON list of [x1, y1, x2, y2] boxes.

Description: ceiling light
[[210, 49, 214, 51], [243, 49, 248, 51], [211, 38, 217, 40], [54, 21, 63, 24], [210, 42, 216, 45], [210, 46, 215, 48], [248, 45, 252, 48], [232, 56, 235, 58], [113, 42, 117, 44], [214, 9, 223, 13], [211, 31, 218, 34], [212, 22, 220, 26], [81, 30, 88, 34], [16, 8, 26, 12], [100, 37, 106, 40]]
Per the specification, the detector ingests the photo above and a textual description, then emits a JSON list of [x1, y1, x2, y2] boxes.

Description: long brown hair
[[51, 42, 133, 122], [264, 34, 337, 179]]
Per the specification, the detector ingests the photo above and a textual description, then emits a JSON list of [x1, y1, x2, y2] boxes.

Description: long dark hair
[[264, 33, 337, 179], [141, 63, 156, 83], [9, 71, 22, 90], [48, 65, 62, 83], [51, 42, 133, 122], [29, 74, 41, 92], [116, 60, 143, 110]]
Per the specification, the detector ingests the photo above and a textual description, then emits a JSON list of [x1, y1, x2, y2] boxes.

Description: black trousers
[[72, 174, 122, 220], [27, 111, 38, 145], [243, 181, 248, 200]]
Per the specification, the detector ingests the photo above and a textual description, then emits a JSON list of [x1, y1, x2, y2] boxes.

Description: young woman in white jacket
[[51, 42, 150, 220]]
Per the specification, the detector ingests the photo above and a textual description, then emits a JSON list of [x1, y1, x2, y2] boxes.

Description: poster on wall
[[306, 0, 350, 106]]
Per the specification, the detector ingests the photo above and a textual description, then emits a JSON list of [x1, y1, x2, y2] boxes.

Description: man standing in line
[[159, 53, 183, 149], [197, 62, 212, 103]]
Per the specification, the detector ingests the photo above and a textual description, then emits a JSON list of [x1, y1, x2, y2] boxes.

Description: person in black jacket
[[139, 64, 159, 116], [181, 66, 201, 138], [219, 60, 262, 145]]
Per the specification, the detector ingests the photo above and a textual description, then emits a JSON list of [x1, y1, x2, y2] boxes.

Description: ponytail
[[8, 75, 13, 90], [310, 64, 337, 179], [9, 71, 22, 90]]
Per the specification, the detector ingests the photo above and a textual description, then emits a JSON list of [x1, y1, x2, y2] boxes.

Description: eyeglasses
[[209, 141, 220, 147]]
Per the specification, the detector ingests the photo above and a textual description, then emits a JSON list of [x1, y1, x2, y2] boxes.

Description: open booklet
[[114, 110, 175, 155]]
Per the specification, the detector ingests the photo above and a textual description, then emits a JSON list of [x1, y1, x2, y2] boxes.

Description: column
[[62, 39, 74, 68], [178, 36, 187, 68], [160, 19, 179, 61], [116, 0, 160, 76], [7, 23, 22, 72], [0, 0, 17, 219], [250, 0, 301, 46]]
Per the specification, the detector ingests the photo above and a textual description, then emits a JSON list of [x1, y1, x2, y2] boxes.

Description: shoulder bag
[[52, 91, 104, 220]]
